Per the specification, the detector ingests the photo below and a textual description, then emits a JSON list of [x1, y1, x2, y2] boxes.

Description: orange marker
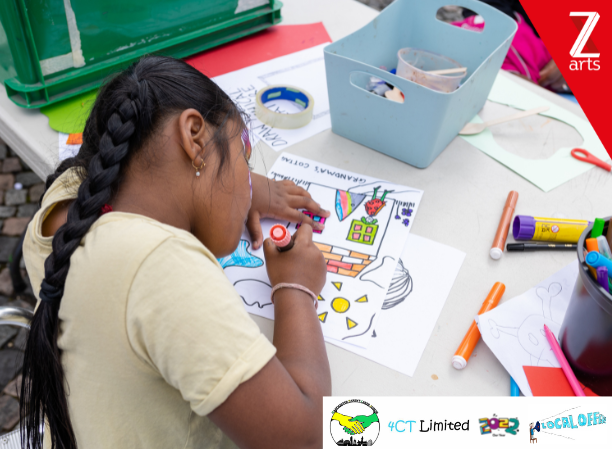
[[585, 238, 600, 279], [452, 282, 505, 370], [490, 191, 519, 260]]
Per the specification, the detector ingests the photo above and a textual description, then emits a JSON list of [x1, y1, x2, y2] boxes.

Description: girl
[[21, 55, 332, 449]]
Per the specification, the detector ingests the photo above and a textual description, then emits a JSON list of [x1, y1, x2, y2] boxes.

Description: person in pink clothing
[[453, 0, 568, 93]]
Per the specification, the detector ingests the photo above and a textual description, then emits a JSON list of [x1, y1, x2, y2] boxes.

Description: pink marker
[[270, 224, 294, 252], [543, 325, 585, 396]]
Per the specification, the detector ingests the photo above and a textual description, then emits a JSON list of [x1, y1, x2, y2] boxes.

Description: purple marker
[[597, 266, 610, 292]]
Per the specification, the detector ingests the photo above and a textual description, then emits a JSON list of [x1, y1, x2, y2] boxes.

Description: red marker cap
[[270, 224, 291, 248]]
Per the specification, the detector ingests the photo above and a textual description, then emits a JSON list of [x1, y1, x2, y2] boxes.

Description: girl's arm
[[209, 225, 331, 449]]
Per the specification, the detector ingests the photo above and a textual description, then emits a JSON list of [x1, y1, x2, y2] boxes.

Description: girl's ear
[[178, 108, 207, 163]]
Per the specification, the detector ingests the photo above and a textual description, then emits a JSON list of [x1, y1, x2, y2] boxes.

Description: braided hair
[[20, 55, 244, 449]]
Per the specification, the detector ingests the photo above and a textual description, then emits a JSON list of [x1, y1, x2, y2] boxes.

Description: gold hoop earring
[[192, 159, 205, 177]]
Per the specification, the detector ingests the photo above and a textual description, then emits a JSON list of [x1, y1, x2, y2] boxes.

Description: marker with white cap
[[452, 282, 505, 370], [490, 191, 519, 260]]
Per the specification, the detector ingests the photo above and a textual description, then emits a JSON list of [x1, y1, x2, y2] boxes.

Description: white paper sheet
[[476, 261, 579, 396], [58, 132, 81, 161], [220, 154, 424, 347], [328, 234, 465, 377], [212, 44, 331, 151]]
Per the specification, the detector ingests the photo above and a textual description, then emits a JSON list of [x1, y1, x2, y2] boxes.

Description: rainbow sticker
[[335, 190, 366, 222]]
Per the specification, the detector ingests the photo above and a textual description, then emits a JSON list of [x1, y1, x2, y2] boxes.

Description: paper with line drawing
[[212, 44, 331, 151], [328, 234, 465, 377], [219, 154, 423, 348], [476, 262, 578, 396]]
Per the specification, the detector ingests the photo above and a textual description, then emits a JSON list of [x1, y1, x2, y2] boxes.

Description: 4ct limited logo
[[330, 399, 380, 446], [569, 12, 601, 71]]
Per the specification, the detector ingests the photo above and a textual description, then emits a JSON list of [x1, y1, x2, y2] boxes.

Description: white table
[[1, 0, 608, 396]]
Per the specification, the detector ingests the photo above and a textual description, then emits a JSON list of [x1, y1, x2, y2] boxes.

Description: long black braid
[[20, 55, 244, 449]]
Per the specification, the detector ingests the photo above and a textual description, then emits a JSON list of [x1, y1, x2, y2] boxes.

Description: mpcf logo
[[569, 12, 601, 71]]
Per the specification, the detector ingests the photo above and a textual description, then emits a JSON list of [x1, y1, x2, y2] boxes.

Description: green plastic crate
[[0, 0, 282, 108]]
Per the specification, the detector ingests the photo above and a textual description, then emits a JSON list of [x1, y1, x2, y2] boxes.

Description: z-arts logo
[[569, 12, 601, 71], [330, 399, 380, 446]]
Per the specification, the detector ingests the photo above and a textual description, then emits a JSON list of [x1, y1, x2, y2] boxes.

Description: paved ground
[[0, 138, 40, 435]]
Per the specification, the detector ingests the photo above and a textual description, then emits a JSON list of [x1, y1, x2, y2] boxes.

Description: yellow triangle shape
[[318, 295, 324, 301], [346, 318, 358, 329], [318, 312, 328, 323], [332, 282, 342, 291], [355, 295, 368, 303]]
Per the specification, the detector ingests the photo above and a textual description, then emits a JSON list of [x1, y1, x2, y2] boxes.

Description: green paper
[[41, 90, 97, 134], [461, 74, 609, 192]]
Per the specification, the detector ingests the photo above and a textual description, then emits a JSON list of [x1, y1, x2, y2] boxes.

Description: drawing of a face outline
[[488, 283, 562, 366]]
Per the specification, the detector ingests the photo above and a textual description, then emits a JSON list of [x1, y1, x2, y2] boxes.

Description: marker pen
[[490, 191, 518, 260], [586, 251, 612, 273], [591, 218, 606, 238], [585, 238, 600, 279], [510, 377, 520, 396], [596, 236, 612, 259], [506, 243, 577, 251], [596, 267, 610, 292], [452, 282, 505, 370], [270, 224, 294, 252]]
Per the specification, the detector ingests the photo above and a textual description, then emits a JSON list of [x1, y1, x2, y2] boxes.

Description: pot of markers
[[559, 216, 612, 396]]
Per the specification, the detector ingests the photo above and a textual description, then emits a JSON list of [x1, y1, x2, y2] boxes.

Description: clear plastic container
[[397, 48, 466, 93]]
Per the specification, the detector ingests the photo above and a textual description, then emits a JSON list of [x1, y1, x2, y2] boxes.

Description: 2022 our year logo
[[479, 414, 519, 437], [330, 399, 380, 446]]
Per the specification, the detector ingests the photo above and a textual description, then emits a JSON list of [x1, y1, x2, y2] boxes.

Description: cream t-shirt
[[23, 169, 276, 448]]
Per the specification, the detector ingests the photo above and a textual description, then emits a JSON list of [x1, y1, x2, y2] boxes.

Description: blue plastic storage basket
[[324, 0, 517, 168]]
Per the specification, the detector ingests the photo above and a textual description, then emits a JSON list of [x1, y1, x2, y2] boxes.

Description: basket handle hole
[[436, 6, 485, 33], [349, 71, 405, 104]]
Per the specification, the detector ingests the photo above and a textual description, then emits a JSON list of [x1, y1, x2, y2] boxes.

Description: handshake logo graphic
[[330, 400, 380, 446]]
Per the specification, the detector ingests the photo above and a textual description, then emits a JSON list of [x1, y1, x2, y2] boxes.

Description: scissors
[[571, 148, 612, 172]]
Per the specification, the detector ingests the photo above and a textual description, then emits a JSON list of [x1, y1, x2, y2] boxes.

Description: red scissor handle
[[571, 148, 612, 172]]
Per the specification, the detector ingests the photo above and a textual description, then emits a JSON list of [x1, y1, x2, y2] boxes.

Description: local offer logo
[[330, 399, 380, 446], [569, 11, 601, 71], [530, 408, 606, 442]]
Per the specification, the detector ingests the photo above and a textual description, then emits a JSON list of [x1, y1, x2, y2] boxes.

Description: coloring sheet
[[212, 44, 331, 152], [219, 154, 424, 347], [329, 233, 465, 377], [476, 261, 579, 396]]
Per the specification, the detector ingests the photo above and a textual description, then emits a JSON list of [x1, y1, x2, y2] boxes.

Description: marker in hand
[[270, 224, 294, 252]]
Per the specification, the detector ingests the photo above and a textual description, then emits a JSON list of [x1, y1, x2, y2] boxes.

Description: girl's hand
[[247, 173, 330, 250], [263, 224, 327, 295]]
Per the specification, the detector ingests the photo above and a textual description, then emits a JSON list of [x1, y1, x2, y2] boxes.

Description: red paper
[[523, 366, 599, 396], [186, 23, 331, 78]]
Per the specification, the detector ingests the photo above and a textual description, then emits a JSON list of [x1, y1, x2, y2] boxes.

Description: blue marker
[[510, 377, 520, 396], [585, 251, 612, 273]]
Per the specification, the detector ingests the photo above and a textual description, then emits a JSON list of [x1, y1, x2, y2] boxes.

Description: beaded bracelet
[[270, 283, 318, 310]]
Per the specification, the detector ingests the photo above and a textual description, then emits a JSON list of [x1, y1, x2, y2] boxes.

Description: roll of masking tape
[[255, 85, 314, 129]]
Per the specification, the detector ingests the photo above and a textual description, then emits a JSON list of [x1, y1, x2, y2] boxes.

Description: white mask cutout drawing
[[488, 282, 563, 367]]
